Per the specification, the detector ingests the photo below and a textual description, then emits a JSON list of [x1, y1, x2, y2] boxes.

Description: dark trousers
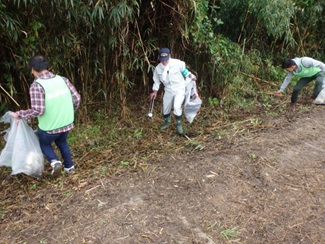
[[291, 71, 325, 103], [37, 129, 73, 168]]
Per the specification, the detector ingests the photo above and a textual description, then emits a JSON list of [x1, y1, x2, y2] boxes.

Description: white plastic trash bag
[[313, 88, 325, 105], [184, 77, 202, 123], [0, 111, 44, 177]]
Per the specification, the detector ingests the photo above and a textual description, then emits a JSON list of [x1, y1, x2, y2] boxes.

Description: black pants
[[291, 71, 325, 103]]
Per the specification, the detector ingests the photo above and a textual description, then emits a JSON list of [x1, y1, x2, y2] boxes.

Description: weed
[[262, 102, 272, 109], [249, 153, 257, 159], [119, 161, 130, 168], [88, 125, 100, 136], [141, 165, 149, 172], [64, 191, 73, 197], [208, 221, 221, 230], [208, 97, 219, 106], [133, 129, 143, 139], [186, 140, 205, 152], [250, 118, 262, 126], [214, 130, 227, 138], [100, 167, 108, 176], [0, 208, 7, 219], [29, 184, 37, 190], [220, 227, 237, 239]]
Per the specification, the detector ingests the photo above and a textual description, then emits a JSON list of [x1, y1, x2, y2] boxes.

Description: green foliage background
[[0, 0, 324, 119]]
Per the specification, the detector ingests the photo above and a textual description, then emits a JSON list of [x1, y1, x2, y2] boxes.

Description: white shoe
[[64, 166, 75, 174], [51, 160, 62, 175]]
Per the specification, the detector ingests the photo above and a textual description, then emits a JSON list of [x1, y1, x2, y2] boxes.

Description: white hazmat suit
[[150, 48, 196, 135], [152, 58, 188, 116]]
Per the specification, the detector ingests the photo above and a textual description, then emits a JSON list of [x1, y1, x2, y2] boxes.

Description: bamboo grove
[[0, 0, 324, 120]]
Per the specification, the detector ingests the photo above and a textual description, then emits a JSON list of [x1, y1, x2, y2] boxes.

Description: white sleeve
[[279, 72, 293, 92], [152, 68, 161, 91]]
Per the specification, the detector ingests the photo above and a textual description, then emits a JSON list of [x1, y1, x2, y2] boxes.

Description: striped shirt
[[17, 71, 81, 134]]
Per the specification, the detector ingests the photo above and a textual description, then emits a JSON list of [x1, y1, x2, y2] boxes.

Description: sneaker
[[51, 160, 62, 175], [64, 166, 75, 174]]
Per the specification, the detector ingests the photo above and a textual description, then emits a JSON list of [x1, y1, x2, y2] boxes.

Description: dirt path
[[1, 106, 325, 243]]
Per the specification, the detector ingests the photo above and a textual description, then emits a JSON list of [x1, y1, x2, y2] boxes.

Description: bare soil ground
[[1, 99, 325, 243]]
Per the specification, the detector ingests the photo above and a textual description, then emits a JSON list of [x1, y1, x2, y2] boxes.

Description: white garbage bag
[[313, 88, 325, 104], [0, 111, 44, 177], [184, 77, 202, 123]]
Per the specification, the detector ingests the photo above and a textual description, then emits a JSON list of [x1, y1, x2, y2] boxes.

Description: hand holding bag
[[0, 111, 44, 178]]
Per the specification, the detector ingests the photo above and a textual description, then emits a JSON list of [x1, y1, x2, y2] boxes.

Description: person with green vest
[[11, 55, 81, 175], [277, 57, 325, 104]]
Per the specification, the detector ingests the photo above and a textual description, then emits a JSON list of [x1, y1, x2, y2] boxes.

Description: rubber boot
[[160, 114, 171, 130], [175, 115, 183, 135]]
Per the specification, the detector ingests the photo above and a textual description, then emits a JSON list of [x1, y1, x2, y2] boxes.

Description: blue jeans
[[37, 129, 73, 168]]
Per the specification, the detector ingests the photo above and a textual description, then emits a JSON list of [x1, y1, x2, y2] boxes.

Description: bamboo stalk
[[0, 84, 20, 107], [240, 72, 278, 87]]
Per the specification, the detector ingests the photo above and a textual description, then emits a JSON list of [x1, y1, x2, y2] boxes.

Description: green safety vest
[[36, 75, 74, 131], [293, 60, 321, 78]]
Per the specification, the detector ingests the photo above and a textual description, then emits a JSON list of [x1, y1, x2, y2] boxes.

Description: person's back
[[36, 75, 74, 131], [12, 55, 81, 175]]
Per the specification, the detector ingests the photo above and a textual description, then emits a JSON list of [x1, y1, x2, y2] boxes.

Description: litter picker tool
[[147, 97, 155, 119]]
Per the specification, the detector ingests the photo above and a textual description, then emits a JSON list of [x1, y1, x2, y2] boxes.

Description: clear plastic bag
[[313, 88, 325, 105], [0, 111, 44, 177], [184, 77, 202, 123]]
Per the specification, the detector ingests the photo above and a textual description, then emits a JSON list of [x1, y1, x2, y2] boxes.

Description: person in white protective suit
[[150, 48, 196, 135]]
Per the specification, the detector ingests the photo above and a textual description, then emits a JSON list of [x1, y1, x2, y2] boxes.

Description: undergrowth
[[0, 86, 317, 223]]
